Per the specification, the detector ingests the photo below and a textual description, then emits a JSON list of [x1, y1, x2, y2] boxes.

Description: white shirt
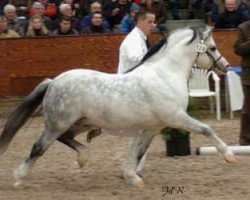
[[118, 27, 148, 74]]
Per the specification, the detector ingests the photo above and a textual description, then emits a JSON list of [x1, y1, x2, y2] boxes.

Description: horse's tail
[[0, 78, 52, 155]]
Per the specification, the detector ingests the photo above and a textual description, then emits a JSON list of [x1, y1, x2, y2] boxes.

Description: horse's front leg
[[121, 131, 155, 188], [170, 112, 237, 163]]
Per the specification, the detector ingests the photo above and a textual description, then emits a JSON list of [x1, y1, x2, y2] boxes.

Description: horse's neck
[[154, 47, 196, 81]]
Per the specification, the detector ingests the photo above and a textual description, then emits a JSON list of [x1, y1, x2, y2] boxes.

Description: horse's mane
[[125, 26, 206, 73], [125, 36, 168, 73]]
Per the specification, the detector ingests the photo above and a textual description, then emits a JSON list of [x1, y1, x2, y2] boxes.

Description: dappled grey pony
[[0, 26, 236, 189]]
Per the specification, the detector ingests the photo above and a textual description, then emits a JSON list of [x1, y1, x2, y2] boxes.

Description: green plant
[[161, 127, 188, 141]]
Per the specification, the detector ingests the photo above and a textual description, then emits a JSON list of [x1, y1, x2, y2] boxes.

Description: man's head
[[91, 12, 103, 26], [59, 16, 72, 33], [4, 4, 16, 21], [0, 16, 8, 31], [129, 3, 140, 18], [135, 9, 156, 36], [225, 0, 237, 12], [32, 2, 45, 16], [90, 1, 102, 13], [59, 3, 73, 17]]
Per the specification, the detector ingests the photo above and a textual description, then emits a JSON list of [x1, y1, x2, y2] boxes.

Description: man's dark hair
[[134, 8, 155, 24], [59, 16, 72, 23]]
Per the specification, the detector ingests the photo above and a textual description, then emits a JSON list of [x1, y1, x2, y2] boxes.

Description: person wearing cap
[[118, 8, 156, 73], [120, 3, 140, 33]]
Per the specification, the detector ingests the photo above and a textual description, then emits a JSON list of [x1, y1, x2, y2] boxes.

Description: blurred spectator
[[210, 0, 249, 24], [79, 1, 110, 31], [140, 0, 167, 31], [26, 15, 50, 36], [214, 0, 249, 28], [120, 3, 140, 33], [0, 15, 20, 38], [239, 0, 250, 20], [81, 11, 111, 34], [8, 0, 30, 18], [52, 15, 79, 35], [50, 3, 79, 31], [30, 2, 53, 30], [104, 0, 132, 30], [4, 4, 25, 36], [34, 0, 58, 19], [61, 0, 82, 18], [210, 0, 230, 23], [75, 0, 94, 18]]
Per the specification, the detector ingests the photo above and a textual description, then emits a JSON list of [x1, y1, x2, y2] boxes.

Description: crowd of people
[[0, 0, 166, 38], [0, 0, 248, 38]]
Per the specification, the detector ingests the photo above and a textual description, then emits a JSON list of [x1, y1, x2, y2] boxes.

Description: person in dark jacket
[[215, 0, 249, 28], [52, 16, 79, 35], [234, 20, 250, 145], [81, 11, 111, 34], [79, 1, 110, 31], [103, 0, 132, 30]]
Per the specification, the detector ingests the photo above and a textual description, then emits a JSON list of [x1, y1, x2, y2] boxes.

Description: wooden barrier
[[0, 29, 240, 97]]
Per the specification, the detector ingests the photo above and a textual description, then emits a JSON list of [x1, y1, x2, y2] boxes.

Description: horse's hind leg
[[121, 132, 155, 188], [57, 129, 89, 168], [14, 128, 62, 188], [86, 128, 102, 143]]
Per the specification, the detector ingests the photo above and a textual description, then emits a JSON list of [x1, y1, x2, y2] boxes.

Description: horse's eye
[[210, 47, 216, 51]]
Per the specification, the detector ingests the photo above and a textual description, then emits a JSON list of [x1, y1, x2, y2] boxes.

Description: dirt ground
[[0, 111, 249, 200]]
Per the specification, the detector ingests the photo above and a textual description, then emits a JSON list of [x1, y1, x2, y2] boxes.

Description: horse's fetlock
[[201, 126, 212, 137], [30, 143, 44, 159]]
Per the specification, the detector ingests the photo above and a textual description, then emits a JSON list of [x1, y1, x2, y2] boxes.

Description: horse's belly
[[101, 128, 144, 137], [87, 114, 163, 132]]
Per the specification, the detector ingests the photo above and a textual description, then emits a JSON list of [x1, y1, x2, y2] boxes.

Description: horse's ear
[[203, 26, 213, 39]]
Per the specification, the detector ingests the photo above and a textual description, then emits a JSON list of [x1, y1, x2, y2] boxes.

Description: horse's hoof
[[13, 180, 24, 190], [133, 181, 144, 189], [77, 155, 87, 168], [225, 155, 237, 163]]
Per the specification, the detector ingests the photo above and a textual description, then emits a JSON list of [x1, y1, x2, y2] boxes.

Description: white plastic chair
[[188, 67, 221, 120]]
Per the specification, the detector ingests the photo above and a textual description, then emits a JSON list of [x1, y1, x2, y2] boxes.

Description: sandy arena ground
[[0, 111, 250, 200]]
